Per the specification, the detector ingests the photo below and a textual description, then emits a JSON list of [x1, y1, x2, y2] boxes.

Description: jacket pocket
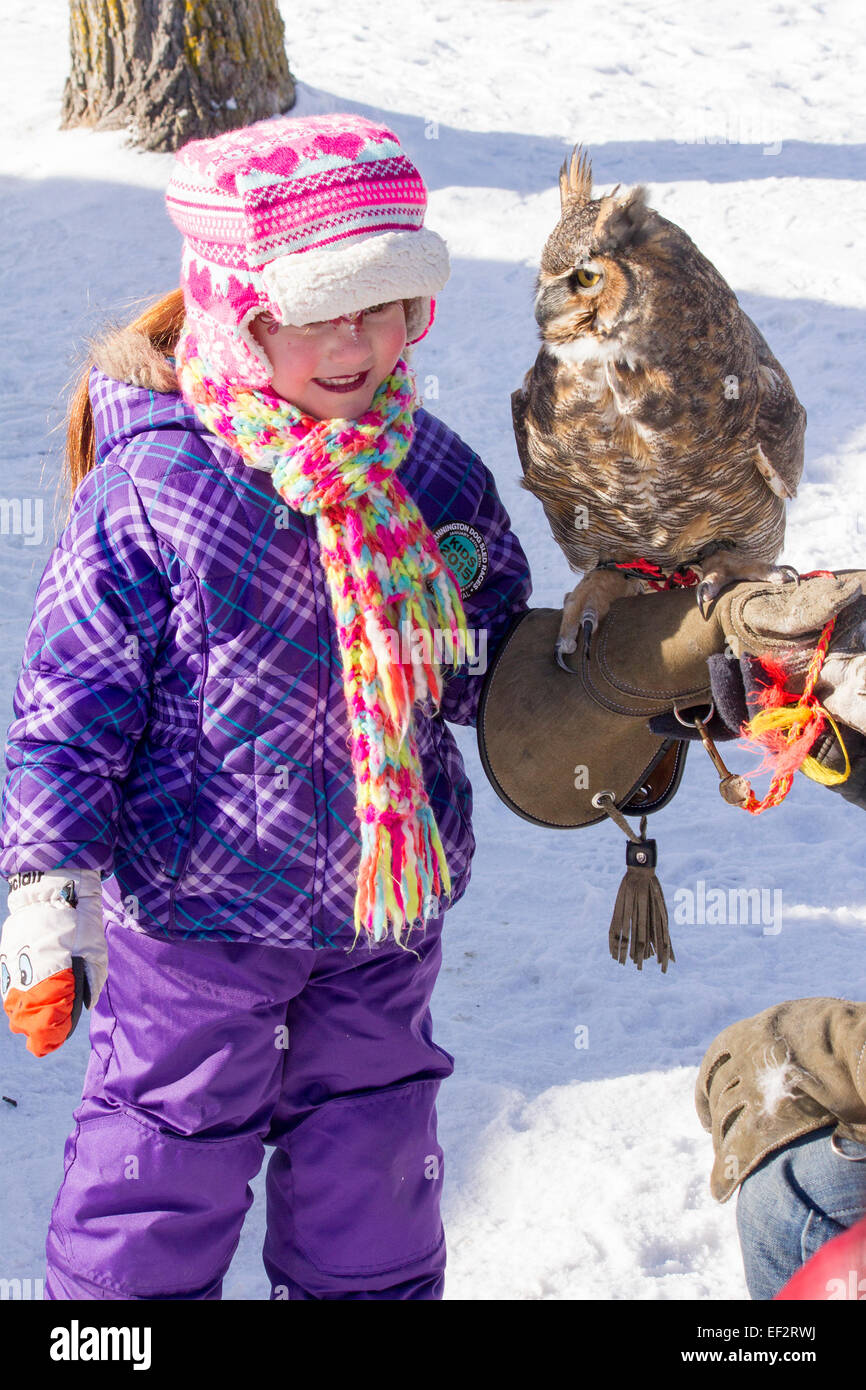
[[122, 689, 200, 882]]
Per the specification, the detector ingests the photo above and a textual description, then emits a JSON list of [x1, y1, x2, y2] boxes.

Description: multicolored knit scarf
[[176, 331, 474, 947]]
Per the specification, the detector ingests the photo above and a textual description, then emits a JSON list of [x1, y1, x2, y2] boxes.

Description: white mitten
[[1, 869, 106, 1057]]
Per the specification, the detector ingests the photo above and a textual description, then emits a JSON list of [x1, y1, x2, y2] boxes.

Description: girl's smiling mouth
[[312, 370, 370, 393]]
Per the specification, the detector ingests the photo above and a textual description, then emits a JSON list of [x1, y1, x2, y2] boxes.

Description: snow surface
[[1, 0, 864, 1301]]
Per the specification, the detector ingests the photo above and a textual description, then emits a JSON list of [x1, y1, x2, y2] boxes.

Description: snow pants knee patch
[[264, 1078, 445, 1293], [46, 1110, 263, 1298]]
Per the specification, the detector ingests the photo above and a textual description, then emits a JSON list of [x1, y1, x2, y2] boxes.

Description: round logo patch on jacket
[[433, 522, 489, 598]]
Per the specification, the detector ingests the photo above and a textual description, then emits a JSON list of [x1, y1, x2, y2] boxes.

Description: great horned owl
[[512, 148, 806, 663]]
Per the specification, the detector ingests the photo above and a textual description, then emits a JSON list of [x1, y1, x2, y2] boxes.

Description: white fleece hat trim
[[261, 227, 450, 340]]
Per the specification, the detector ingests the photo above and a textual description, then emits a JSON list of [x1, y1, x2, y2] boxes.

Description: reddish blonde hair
[[63, 289, 186, 501]]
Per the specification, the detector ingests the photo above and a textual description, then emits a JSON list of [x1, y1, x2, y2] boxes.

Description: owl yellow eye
[[574, 268, 602, 289]]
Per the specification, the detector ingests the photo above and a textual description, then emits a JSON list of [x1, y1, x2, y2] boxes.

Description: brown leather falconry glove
[[651, 571, 866, 810], [695, 997, 866, 1203]]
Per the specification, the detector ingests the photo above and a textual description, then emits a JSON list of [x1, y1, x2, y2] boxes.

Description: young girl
[[0, 113, 531, 1300]]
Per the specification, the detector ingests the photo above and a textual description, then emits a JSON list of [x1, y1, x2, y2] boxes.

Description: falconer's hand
[[649, 570, 866, 811]]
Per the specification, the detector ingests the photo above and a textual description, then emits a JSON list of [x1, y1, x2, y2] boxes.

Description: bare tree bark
[[62, 0, 296, 153]]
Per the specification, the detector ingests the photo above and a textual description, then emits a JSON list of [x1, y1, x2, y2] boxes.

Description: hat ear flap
[[405, 296, 435, 344]]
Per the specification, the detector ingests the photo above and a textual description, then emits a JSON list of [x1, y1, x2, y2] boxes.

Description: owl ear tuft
[[558, 145, 593, 209], [600, 185, 652, 250]]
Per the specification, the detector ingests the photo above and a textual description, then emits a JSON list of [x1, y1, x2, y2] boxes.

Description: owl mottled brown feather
[[513, 149, 806, 648]]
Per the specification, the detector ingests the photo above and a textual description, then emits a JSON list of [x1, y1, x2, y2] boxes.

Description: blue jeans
[[736, 1126, 866, 1299]]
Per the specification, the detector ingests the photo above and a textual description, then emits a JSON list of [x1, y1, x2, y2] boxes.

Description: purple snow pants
[[44, 913, 453, 1300]]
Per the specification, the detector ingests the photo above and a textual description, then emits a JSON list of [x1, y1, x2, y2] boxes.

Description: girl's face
[[249, 300, 408, 418]]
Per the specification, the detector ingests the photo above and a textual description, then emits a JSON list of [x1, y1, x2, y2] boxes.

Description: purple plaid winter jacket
[[0, 369, 532, 949]]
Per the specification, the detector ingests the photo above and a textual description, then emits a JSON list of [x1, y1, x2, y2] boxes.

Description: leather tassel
[[608, 827, 674, 972]]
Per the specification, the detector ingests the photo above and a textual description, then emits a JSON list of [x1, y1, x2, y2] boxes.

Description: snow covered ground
[[1, 0, 864, 1300]]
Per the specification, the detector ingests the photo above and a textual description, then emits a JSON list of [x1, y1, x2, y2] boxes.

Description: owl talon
[[774, 565, 800, 586], [555, 636, 579, 673], [696, 580, 715, 619], [554, 614, 596, 669]]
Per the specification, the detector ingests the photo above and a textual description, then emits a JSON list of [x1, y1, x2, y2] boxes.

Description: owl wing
[[511, 379, 533, 482], [745, 314, 806, 502], [511, 351, 565, 494], [511, 361, 600, 572]]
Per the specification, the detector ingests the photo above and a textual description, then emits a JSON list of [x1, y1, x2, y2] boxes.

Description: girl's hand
[[1, 870, 106, 1057]]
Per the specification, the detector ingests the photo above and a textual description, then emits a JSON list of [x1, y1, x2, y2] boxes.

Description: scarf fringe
[[355, 804, 452, 947]]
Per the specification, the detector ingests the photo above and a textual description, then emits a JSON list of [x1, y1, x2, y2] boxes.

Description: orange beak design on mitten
[[3, 966, 83, 1058], [1, 871, 106, 1058]]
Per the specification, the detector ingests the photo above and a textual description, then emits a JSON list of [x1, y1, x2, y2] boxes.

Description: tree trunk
[[61, 0, 296, 153]]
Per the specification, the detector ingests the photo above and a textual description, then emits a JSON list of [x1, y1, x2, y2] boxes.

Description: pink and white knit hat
[[165, 113, 450, 386]]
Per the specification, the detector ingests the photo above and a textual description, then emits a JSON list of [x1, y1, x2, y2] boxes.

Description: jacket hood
[[88, 328, 207, 462]]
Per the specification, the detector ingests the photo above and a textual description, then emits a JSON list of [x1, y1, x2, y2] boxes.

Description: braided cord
[[740, 614, 844, 814]]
